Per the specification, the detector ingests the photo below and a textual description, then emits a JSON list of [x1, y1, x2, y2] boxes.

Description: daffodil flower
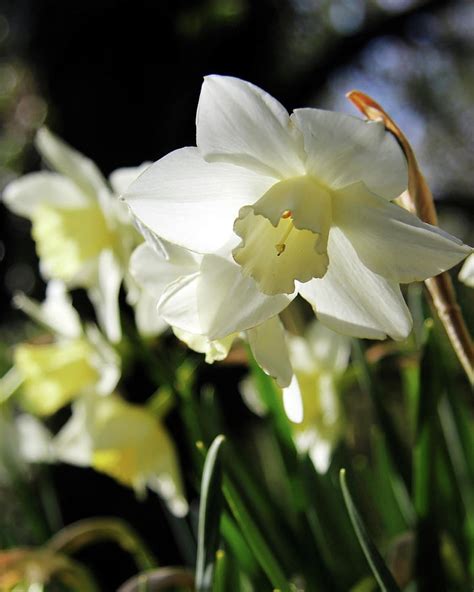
[[2, 128, 150, 342], [283, 322, 350, 473], [124, 76, 471, 343], [240, 321, 349, 472], [9, 281, 120, 416], [17, 394, 188, 516]]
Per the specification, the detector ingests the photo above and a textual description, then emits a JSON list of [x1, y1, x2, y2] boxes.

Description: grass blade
[[223, 477, 291, 592], [196, 435, 226, 592], [339, 469, 400, 592]]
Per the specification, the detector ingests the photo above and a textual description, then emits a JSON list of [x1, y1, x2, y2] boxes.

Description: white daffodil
[[124, 75, 471, 344], [283, 322, 350, 473], [2, 128, 150, 342], [8, 281, 120, 416], [459, 253, 474, 288], [17, 394, 188, 516], [240, 321, 349, 472], [130, 238, 293, 385]]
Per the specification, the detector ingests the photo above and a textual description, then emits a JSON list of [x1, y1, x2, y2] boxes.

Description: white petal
[[53, 400, 93, 466], [298, 227, 413, 341], [157, 273, 203, 335], [306, 322, 351, 375], [124, 147, 275, 253], [16, 414, 55, 463], [173, 327, 235, 363], [133, 290, 169, 337], [88, 250, 123, 343], [282, 375, 304, 423], [334, 184, 472, 283], [109, 162, 152, 195], [247, 316, 293, 387], [130, 242, 200, 298], [85, 324, 121, 395], [292, 108, 408, 199], [2, 172, 89, 218], [35, 127, 107, 198], [158, 254, 293, 339], [197, 75, 305, 178], [13, 280, 82, 339], [459, 253, 474, 288]]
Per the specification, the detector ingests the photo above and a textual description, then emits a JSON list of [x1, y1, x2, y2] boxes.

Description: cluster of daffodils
[[1, 75, 471, 516], [1, 131, 186, 515]]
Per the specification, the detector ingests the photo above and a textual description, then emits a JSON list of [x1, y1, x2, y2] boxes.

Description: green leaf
[[352, 340, 411, 488], [223, 477, 291, 592], [412, 328, 447, 590], [196, 435, 226, 592], [339, 469, 400, 592]]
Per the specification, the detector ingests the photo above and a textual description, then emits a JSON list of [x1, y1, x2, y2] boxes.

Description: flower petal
[[196, 75, 305, 178], [158, 254, 293, 339], [298, 227, 413, 340], [124, 147, 275, 253], [306, 322, 351, 375], [196, 255, 294, 339], [247, 316, 293, 387], [109, 162, 152, 195], [130, 242, 200, 298], [88, 250, 123, 344], [35, 127, 107, 198], [459, 253, 474, 288], [292, 108, 408, 199], [334, 183, 472, 283], [173, 327, 235, 363], [13, 280, 82, 340], [2, 172, 89, 218]]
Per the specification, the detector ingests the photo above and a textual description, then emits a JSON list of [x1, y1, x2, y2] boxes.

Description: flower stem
[[347, 90, 473, 385]]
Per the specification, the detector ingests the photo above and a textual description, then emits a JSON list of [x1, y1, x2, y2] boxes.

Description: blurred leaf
[[412, 329, 446, 590], [352, 340, 411, 489], [223, 477, 291, 592], [196, 435, 226, 592], [212, 549, 243, 592], [220, 512, 261, 582], [371, 428, 415, 533], [340, 469, 400, 592], [439, 394, 474, 580], [47, 518, 157, 572]]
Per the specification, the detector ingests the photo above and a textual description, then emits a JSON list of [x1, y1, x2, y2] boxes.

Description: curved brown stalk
[[117, 567, 195, 592], [346, 90, 473, 384]]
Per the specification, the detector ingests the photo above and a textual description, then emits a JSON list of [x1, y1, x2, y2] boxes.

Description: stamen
[[281, 209, 292, 219], [275, 219, 294, 256]]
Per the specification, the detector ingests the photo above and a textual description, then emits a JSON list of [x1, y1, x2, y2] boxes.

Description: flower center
[[233, 176, 332, 295]]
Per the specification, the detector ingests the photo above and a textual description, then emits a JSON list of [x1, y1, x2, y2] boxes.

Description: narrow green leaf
[[196, 435, 226, 592], [339, 469, 400, 592], [223, 478, 291, 592], [220, 513, 257, 575], [413, 328, 447, 591], [352, 340, 411, 488]]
